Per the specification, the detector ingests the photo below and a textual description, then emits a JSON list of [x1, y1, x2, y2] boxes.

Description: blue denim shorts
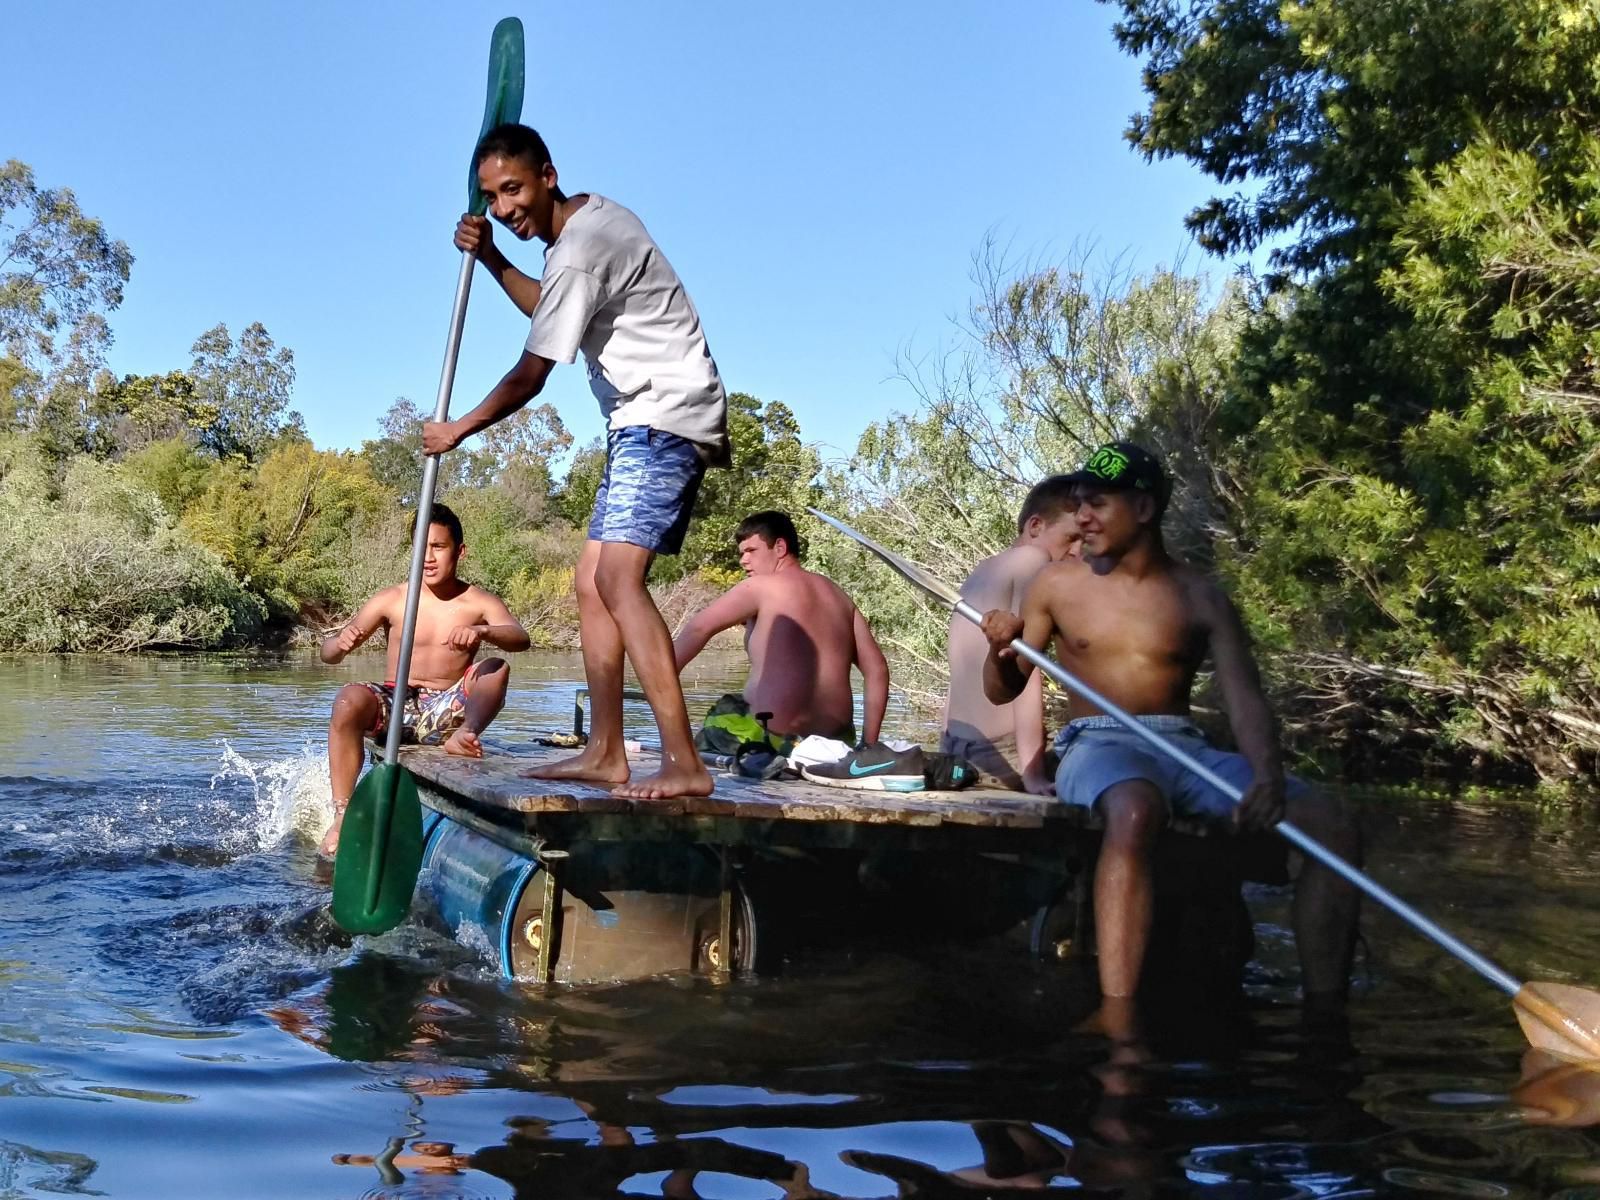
[[1053, 715, 1307, 823], [588, 426, 707, 555]]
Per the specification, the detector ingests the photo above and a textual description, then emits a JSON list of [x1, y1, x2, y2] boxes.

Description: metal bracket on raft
[[714, 848, 736, 980], [534, 858, 561, 984], [571, 687, 650, 741]]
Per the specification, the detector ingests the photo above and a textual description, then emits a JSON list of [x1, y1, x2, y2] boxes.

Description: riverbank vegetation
[[4, 0, 1597, 786]]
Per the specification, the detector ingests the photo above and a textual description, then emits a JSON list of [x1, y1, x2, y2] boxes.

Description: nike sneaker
[[800, 743, 926, 792]]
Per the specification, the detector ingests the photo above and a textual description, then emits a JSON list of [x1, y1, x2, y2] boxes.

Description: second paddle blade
[[1515, 981, 1600, 1062], [331, 762, 424, 935]]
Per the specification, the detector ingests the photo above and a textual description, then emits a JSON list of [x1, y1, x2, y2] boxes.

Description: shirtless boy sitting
[[318, 503, 530, 857], [980, 443, 1359, 1005], [673, 510, 890, 750], [943, 475, 1082, 792]]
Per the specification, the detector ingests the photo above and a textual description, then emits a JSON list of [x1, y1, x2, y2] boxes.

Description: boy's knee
[[1288, 791, 1359, 852], [593, 555, 648, 609], [331, 684, 375, 726], [1098, 782, 1167, 850], [473, 657, 510, 692], [576, 565, 603, 607]]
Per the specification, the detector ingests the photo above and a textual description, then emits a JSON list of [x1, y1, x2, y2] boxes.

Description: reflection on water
[[0, 655, 1597, 1197]]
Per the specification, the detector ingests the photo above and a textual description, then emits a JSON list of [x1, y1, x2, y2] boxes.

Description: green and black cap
[[1063, 441, 1170, 510]]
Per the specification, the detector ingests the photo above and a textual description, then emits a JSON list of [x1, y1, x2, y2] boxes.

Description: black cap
[[1062, 442, 1170, 506]]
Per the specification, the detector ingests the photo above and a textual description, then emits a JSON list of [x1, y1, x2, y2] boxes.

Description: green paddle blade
[[331, 762, 424, 934], [467, 17, 526, 216]]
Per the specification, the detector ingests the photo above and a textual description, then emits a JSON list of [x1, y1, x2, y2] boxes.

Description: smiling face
[[476, 154, 561, 243], [421, 523, 465, 586], [1072, 486, 1156, 557]]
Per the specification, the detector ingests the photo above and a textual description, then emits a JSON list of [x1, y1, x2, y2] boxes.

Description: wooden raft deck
[[398, 739, 1216, 856]]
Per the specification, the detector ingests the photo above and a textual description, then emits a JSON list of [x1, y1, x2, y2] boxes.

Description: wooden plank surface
[[393, 740, 1188, 835]]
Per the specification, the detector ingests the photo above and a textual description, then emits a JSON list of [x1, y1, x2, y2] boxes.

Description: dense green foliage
[[1097, 0, 1600, 780]]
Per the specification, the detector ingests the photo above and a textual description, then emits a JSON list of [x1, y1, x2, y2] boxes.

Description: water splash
[[210, 740, 333, 852]]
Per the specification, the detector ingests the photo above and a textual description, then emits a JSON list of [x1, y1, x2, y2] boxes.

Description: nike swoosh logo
[[848, 760, 898, 777]]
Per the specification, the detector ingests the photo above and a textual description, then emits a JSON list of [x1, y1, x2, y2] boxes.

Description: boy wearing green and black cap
[[978, 441, 1360, 1012]]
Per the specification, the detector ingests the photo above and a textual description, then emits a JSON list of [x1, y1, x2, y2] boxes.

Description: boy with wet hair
[[423, 122, 727, 800], [942, 475, 1083, 792], [318, 503, 530, 857]]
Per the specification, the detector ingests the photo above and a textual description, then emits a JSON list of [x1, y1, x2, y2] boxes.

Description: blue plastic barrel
[[419, 815, 540, 979]]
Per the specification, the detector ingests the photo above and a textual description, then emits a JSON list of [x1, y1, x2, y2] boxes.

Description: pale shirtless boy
[[318, 504, 530, 857], [943, 476, 1082, 792], [673, 511, 889, 748], [980, 443, 1359, 1004]]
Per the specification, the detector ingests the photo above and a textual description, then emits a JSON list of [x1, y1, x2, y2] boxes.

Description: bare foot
[[611, 761, 714, 800], [522, 747, 630, 786], [1074, 996, 1146, 1046], [443, 728, 482, 758]]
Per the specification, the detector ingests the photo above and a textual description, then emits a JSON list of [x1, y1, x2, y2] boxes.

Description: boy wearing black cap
[[978, 442, 1359, 1007]]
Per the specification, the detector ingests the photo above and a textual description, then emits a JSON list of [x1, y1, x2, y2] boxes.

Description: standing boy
[[422, 123, 727, 799], [942, 476, 1082, 792], [319, 504, 529, 857]]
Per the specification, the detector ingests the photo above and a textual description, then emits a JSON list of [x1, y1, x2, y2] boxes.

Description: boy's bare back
[[945, 544, 1050, 742], [743, 567, 863, 736]]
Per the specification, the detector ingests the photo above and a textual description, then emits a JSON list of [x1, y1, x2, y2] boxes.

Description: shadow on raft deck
[[400, 740, 1266, 987]]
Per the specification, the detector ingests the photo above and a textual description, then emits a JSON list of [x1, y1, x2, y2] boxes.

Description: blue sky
[[4, 0, 1229, 465]]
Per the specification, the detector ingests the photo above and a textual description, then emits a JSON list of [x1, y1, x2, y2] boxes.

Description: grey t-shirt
[[524, 195, 729, 463]]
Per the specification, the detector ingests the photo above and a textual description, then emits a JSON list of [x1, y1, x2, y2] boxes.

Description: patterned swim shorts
[[362, 661, 489, 745], [588, 425, 707, 555]]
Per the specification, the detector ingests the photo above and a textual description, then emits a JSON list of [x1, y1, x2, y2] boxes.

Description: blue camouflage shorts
[[1053, 715, 1307, 823], [588, 425, 707, 555]]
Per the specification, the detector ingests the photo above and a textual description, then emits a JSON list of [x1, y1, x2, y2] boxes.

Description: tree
[[555, 437, 606, 528], [362, 396, 571, 519], [189, 321, 305, 461], [814, 248, 1239, 705], [121, 436, 219, 519], [0, 159, 133, 431], [182, 443, 388, 624], [103, 370, 214, 452], [455, 401, 572, 522], [659, 392, 824, 582], [1105, 0, 1600, 779], [0, 436, 261, 652], [360, 397, 428, 503]]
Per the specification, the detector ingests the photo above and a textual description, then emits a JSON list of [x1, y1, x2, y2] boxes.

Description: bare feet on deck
[[522, 748, 630, 787], [611, 761, 714, 800], [443, 728, 482, 758]]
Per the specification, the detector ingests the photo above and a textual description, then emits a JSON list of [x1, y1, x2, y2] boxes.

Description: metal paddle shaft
[[357, 251, 475, 916], [949, 597, 1525, 999], [382, 251, 476, 768]]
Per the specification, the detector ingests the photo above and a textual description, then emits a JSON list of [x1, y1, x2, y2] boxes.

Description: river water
[[2, 654, 1599, 1199]]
